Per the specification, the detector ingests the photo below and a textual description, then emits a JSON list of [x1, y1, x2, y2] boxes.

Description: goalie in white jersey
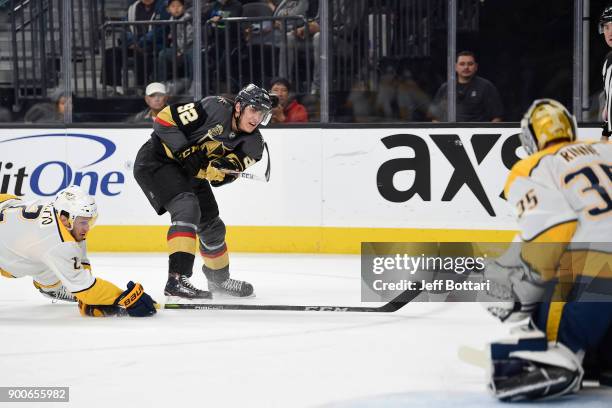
[[0, 185, 156, 317], [481, 99, 612, 401]]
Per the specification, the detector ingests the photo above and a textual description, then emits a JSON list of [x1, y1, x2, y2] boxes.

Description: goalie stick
[[161, 287, 422, 313], [458, 345, 488, 369], [221, 142, 271, 183]]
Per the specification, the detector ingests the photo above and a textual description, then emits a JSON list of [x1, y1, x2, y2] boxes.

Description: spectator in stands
[[279, 0, 366, 95], [102, 0, 168, 92], [24, 90, 69, 123], [429, 51, 503, 122], [0, 107, 11, 122], [158, 0, 193, 84], [346, 79, 373, 123], [269, 77, 308, 123], [202, 0, 243, 90], [396, 68, 431, 122], [202, 0, 243, 41], [130, 82, 169, 122], [375, 65, 397, 120], [246, 0, 308, 46]]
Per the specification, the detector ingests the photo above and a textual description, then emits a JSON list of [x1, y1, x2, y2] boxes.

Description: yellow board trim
[[88, 226, 517, 254]]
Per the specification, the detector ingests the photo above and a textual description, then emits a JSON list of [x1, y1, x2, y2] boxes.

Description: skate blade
[[165, 296, 213, 304], [209, 291, 256, 299]]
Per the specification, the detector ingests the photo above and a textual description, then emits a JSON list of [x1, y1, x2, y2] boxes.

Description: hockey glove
[[114, 281, 157, 317], [205, 156, 240, 187], [176, 145, 207, 177], [78, 301, 125, 317], [478, 260, 550, 323]]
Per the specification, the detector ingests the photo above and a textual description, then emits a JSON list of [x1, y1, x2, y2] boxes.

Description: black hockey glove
[[602, 122, 612, 140], [208, 156, 240, 187], [176, 145, 207, 177], [114, 281, 157, 317]]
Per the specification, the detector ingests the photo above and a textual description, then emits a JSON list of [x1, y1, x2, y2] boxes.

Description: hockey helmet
[[600, 5, 612, 34], [53, 185, 98, 230], [520, 99, 576, 155], [235, 83, 275, 126]]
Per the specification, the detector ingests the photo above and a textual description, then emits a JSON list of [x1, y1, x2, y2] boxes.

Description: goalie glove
[[479, 259, 551, 323]]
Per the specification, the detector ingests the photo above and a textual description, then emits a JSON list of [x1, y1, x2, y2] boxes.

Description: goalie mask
[[599, 5, 612, 34], [519, 99, 577, 155], [53, 185, 98, 230], [235, 83, 275, 127]]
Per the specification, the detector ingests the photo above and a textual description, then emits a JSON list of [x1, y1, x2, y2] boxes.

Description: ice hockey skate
[[202, 266, 254, 298], [35, 283, 77, 302], [164, 273, 212, 303]]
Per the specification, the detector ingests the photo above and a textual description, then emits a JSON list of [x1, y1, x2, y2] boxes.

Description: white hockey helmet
[[519, 99, 576, 155], [53, 185, 98, 230]]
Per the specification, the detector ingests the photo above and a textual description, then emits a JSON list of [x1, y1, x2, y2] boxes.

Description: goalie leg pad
[[490, 340, 583, 401]]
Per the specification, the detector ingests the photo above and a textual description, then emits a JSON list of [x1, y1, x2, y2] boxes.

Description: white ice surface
[[0, 253, 610, 408]]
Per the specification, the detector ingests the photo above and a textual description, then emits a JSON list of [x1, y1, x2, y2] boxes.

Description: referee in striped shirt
[[600, 5, 612, 141]]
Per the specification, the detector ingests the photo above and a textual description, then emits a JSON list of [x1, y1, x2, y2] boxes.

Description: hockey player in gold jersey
[[481, 99, 612, 401], [0, 186, 156, 317]]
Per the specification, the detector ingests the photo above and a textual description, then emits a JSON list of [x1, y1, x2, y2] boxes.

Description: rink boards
[[0, 126, 601, 253]]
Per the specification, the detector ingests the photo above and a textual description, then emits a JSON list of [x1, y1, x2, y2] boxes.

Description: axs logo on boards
[[377, 133, 523, 217], [0, 133, 125, 197]]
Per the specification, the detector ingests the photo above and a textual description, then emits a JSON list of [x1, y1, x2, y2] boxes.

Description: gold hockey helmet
[[519, 99, 577, 155]]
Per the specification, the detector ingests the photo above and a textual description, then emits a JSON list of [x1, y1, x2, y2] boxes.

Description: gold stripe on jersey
[[521, 220, 577, 281], [73, 277, 123, 305], [161, 142, 175, 160], [0, 267, 15, 278], [82, 262, 91, 272], [504, 143, 568, 198], [33, 280, 61, 289], [53, 210, 75, 242], [0, 194, 19, 204], [156, 106, 177, 127]]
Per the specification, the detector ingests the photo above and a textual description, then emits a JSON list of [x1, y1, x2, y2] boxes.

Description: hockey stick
[[458, 345, 488, 369], [162, 288, 422, 313], [221, 142, 271, 183]]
